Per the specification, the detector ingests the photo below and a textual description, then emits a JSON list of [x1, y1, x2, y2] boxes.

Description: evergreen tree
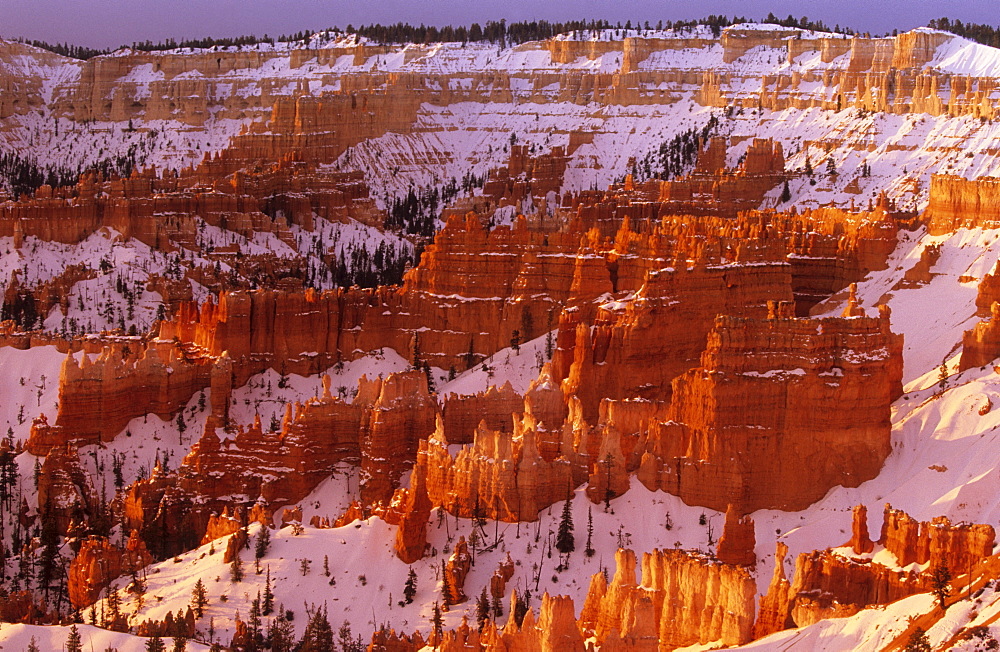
[[603, 453, 616, 513], [230, 553, 244, 582], [262, 567, 275, 615], [191, 578, 208, 618], [267, 605, 295, 652], [247, 592, 263, 651], [931, 562, 952, 608], [66, 624, 83, 652], [585, 506, 595, 557], [465, 338, 476, 370], [403, 567, 417, 604], [107, 583, 121, 624], [254, 526, 270, 561], [27, 637, 40, 652], [431, 601, 444, 646], [145, 635, 166, 652], [338, 620, 363, 652], [513, 591, 529, 626], [440, 560, 452, 605], [298, 604, 334, 652], [904, 627, 931, 652], [171, 636, 187, 652], [492, 592, 503, 618], [556, 491, 575, 557], [476, 586, 491, 631], [780, 180, 791, 203], [37, 502, 60, 599]]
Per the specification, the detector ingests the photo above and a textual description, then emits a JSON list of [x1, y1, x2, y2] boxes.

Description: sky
[[2, 0, 999, 50]]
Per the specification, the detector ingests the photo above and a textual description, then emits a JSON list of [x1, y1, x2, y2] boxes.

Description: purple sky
[[3, 0, 999, 50]]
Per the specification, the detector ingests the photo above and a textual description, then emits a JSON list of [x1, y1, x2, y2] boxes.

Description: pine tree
[[37, 502, 60, 599], [931, 562, 952, 608], [254, 526, 270, 561], [298, 604, 334, 652], [492, 592, 503, 618], [230, 553, 244, 582], [476, 586, 490, 631], [191, 578, 208, 618], [556, 491, 575, 558], [780, 180, 791, 203], [513, 591, 529, 626], [585, 506, 595, 557], [603, 453, 615, 513], [440, 560, 452, 606], [262, 567, 274, 615], [66, 624, 83, 652], [403, 567, 417, 604], [145, 635, 166, 652], [172, 636, 187, 652], [27, 636, 40, 652], [904, 627, 931, 652], [268, 605, 295, 652], [248, 592, 262, 651], [431, 601, 444, 646], [107, 583, 121, 624]]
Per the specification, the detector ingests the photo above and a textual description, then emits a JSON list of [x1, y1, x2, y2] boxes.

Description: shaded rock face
[[67, 532, 152, 608], [962, 301, 1000, 371], [37, 444, 97, 535], [638, 303, 903, 513]]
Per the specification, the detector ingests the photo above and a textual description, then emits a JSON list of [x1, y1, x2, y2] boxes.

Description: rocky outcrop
[[716, 505, 757, 567], [639, 302, 903, 513], [394, 460, 432, 564], [490, 554, 516, 600], [444, 537, 473, 605], [37, 443, 98, 535], [419, 413, 581, 522], [45, 340, 216, 450], [848, 504, 874, 554], [122, 370, 435, 557], [753, 542, 794, 639], [961, 261, 1000, 370], [657, 137, 787, 218], [879, 504, 995, 577], [67, 532, 152, 608], [489, 592, 586, 652], [441, 382, 523, 443], [961, 301, 1000, 371], [756, 505, 996, 635], [926, 174, 1000, 235], [359, 371, 438, 504], [555, 257, 794, 421], [581, 548, 756, 649]]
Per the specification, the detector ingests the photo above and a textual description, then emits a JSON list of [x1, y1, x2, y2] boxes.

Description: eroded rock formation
[[638, 302, 903, 512]]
